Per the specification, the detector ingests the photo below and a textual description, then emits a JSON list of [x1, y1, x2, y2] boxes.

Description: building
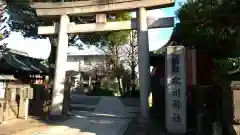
[[66, 45, 106, 72], [64, 45, 107, 91]]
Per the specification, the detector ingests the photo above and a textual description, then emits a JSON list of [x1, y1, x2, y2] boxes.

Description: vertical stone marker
[[165, 46, 187, 133]]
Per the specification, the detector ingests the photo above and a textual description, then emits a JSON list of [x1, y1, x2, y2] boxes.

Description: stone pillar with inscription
[[137, 7, 150, 119], [50, 14, 69, 116], [165, 46, 187, 133]]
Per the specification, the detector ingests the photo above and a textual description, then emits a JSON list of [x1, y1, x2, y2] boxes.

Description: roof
[[0, 75, 16, 81], [67, 45, 105, 56], [149, 26, 178, 66], [0, 52, 48, 74], [149, 51, 165, 66], [151, 23, 179, 54]]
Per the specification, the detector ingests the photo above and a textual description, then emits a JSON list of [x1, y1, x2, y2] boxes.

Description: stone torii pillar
[[137, 7, 149, 119], [51, 14, 69, 115]]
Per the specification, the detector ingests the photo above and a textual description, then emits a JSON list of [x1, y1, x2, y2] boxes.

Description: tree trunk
[[114, 46, 124, 96], [117, 76, 124, 96], [131, 63, 136, 92], [130, 37, 136, 95]]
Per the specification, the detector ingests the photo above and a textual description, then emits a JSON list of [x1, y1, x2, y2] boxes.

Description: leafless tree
[[121, 30, 138, 94]]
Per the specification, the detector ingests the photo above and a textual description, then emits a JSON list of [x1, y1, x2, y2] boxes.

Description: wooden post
[[0, 100, 3, 124], [24, 98, 29, 120], [3, 89, 9, 123]]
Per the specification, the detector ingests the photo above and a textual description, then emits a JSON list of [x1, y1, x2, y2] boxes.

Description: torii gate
[[32, 0, 175, 119]]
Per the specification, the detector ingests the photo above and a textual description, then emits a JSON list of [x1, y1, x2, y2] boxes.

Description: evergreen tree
[[0, 3, 10, 58]]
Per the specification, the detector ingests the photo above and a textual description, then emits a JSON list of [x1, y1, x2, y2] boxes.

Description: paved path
[[13, 96, 138, 135], [0, 118, 48, 135]]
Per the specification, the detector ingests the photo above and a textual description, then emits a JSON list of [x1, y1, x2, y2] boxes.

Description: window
[[84, 57, 91, 65]]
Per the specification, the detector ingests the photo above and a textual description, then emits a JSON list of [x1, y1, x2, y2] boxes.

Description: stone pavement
[[0, 118, 48, 135], [12, 96, 139, 135]]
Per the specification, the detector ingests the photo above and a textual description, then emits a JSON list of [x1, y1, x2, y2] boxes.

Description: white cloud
[[0, 32, 51, 59], [0, 12, 51, 59]]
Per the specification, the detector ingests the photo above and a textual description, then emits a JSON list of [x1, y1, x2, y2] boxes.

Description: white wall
[[66, 55, 106, 72]]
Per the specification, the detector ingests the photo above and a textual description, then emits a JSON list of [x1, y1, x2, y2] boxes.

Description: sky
[[0, 0, 186, 59], [145, 0, 186, 51]]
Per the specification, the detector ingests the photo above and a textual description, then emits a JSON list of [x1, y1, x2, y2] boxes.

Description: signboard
[[165, 46, 187, 133], [22, 88, 34, 100], [0, 82, 6, 99]]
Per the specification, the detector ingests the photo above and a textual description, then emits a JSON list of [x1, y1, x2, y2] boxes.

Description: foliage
[[176, 0, 240, 57], [124, 30, 138, 68], [4, 0, 132, 47], [0, 3, 10, 58], [177, 2, 240, 126], [3, 1, 132, 75], [101, 61, 131, 96], [79, 12, 132, 48], [5, 0, 39, 37], [122, 30, 138, 92], [4, 0, 133, 96], [3, 1, 132, 76], [176, 0, 240, 90], [80, 12, 132, 96]]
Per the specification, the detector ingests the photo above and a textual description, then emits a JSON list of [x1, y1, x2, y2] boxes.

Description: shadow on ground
[[7, 96, 141, 135]]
